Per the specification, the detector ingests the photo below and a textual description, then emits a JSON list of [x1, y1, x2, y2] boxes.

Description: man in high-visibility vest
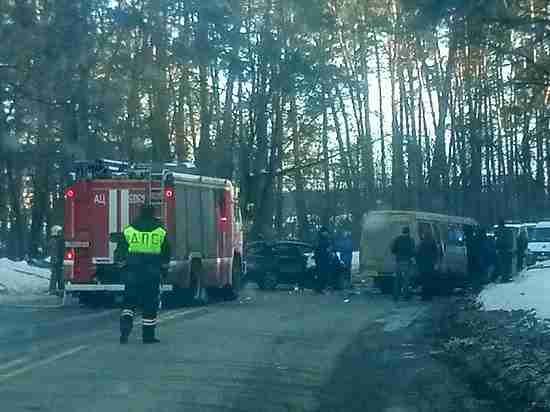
[[118, 204, 170, 344]]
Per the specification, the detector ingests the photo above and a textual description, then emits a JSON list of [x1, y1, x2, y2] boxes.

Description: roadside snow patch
[[479, 264, 550, 318], [0, 258, 50, 297]]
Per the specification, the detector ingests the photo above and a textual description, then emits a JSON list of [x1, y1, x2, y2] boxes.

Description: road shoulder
[[438, 297, 550, 412], [316, 299, 498, 412]]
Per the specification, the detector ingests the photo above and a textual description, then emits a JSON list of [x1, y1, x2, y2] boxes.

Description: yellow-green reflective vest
[[123, 226, 166, 255]]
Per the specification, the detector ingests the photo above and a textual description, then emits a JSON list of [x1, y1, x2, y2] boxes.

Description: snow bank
[[479, 263, 550, 318], [0, 258, 50, 296]]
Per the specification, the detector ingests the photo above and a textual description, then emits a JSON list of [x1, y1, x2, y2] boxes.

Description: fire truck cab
[[63, 159, 243, 305]]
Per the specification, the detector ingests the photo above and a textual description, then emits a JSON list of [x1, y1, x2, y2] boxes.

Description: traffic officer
[[118, 204, 170, 344]]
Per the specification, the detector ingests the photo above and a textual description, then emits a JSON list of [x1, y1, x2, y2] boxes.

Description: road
[[0, 284, 496, 412]]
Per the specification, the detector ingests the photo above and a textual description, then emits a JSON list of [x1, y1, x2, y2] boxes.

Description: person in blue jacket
[[335, 229, 353, 282]]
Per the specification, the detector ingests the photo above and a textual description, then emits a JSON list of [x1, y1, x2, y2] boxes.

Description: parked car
[[245, 241, 316, 290], [245, 240, 348, 291], [528, 221, 550, 262]]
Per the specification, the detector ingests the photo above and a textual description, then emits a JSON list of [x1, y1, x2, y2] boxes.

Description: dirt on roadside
[[435, 297, 550, 412], [316, 298, 498, 412]]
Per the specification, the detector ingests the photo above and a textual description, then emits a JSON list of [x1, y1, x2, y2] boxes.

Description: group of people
[[390, 220, 530, 301], [313, 226, 353, 292], [466, 220, 528, 286], [390, 227, 440, 301]]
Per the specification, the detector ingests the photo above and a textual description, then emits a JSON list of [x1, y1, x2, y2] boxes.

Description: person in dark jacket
[[464, 225, 480, 279], [495, 219, 514, 282], [48, 225, 64, 295], [314, 226, 333, 292], [476, 227, 494, 286], [117, 205, 171, 344], [335, 229, 353, 284], [517, 229, 528, 272], [391, 227, 416, 301], [416, 229, 440, 301]]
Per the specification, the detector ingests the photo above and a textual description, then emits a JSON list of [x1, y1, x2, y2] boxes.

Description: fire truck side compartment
[[174, 183, 221, 288]]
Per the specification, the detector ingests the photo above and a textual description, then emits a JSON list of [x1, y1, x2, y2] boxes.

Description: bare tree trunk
[[29, 114, 51, 258], [250, 0, 276, 240], [374, 36, 387, 190], [484, 91, 496, 224], [174, 71, 189, 161], [322, 87, 330, 227], [197, 4, 213, 173], [360, 34, 374, 211], [546, 131, 550, 208], [455, 73, 468, 215], [465, 44, 483, 220], [535, 109, 546, 217], [149, 1, 170, 162], [390, 42, 404, 209], [274, 92, 285, 236], [290, 96, 307, 241], [5, 155, 25, 260], [331, 97, 353, 195], [217, 2, 241, 178]]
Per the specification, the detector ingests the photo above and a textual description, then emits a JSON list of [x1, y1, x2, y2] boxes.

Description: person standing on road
[[118, 205, 171, 344], [416, 229, 440, 301], [390, 227, 416, 301], [335, 229, 353, 285], [495, 219, 514, 282], [314, 226, 333, 292], [48, 225, 64, 295], [464, 225, 478, 278], [517, 228, 528, 272], [476, 227, 493, 286]]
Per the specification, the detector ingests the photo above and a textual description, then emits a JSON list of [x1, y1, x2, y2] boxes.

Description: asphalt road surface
[[0, 284, 496, 412]]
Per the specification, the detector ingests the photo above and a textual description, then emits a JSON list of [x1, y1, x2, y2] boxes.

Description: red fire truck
[[63, 160, 243, 305]]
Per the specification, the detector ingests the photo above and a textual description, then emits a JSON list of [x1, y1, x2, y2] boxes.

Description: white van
[[528, 221, 550, 262], [360, 210, 477, 294]]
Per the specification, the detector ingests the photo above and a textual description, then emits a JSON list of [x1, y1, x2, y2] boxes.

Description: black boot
[[120, 312, 134, 344], [143, 325, 160, 344]]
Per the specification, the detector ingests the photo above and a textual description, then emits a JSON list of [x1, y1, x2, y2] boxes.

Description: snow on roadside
[[0, 258, 50, 297], [479, 262, 550, 318]]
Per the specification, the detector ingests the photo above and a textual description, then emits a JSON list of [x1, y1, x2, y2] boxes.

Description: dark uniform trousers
[[419, 263, 436, 300], [120, 263, 160, 342]]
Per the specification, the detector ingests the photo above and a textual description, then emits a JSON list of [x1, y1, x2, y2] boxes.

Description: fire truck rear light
[[164, 189, 174, 199], [66, 189, 75, 198], [65, 250, 75, 260], [220, 217, 228, 223]]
